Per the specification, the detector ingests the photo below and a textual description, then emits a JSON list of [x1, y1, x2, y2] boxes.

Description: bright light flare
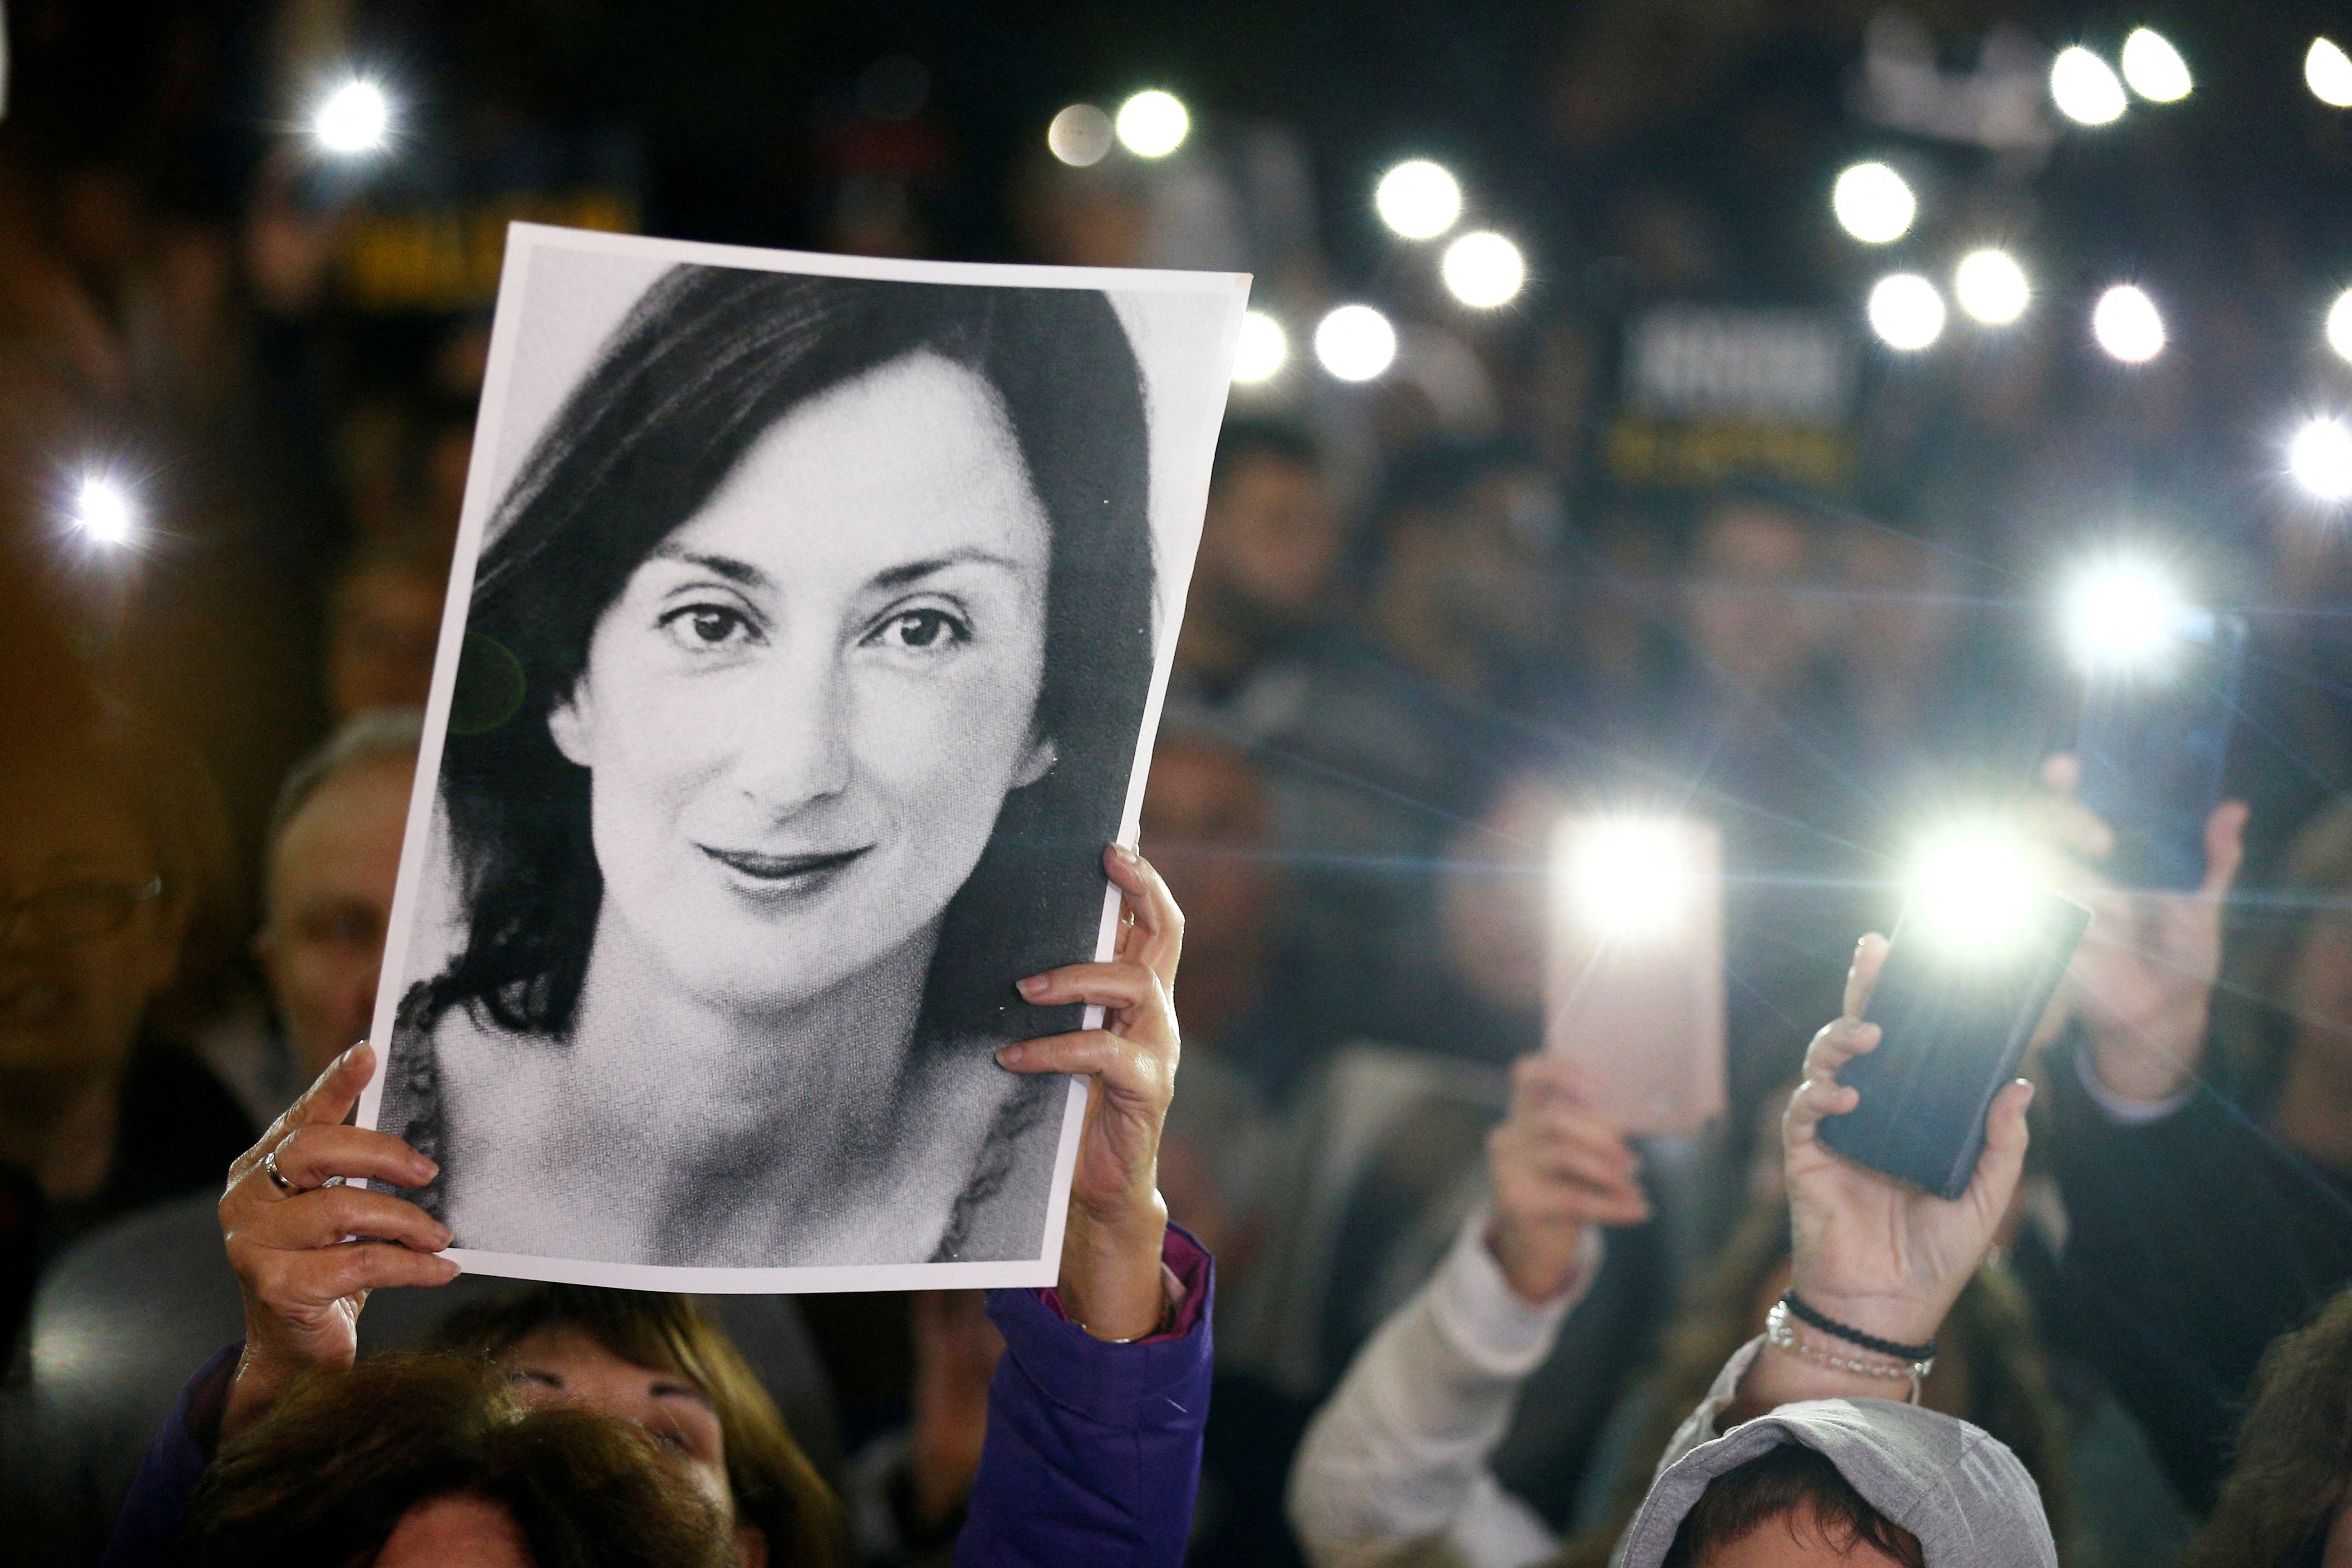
[[1375, 160, 1462, 240], [1313, 304, 1396, 382], [2051, 47, 2128, 125], [2309, 39, 2352, 108], [1955, 249, 2030, 325], [2063, 560, 2187, 672], [1442, 231, 1524, 308], [2092, 284, 2166, 362], [1868, 273, 1945, 350], [1115, 91, 1189, 157], [1907, 832, 2042, 954], [1231, 311, 1288, 384], [1556, 816, 1699, 943], [1047, 104, 1115, 167], [312, 78, 392, 155], [2290, 417, 2352, 502], [72, 476, 136, 544], [2121, 29, 2192, 102], [1832, 162, 1916, 244]]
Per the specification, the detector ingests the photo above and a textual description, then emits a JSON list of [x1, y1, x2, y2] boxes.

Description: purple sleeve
[[98, 1344, 240, 1568], [958, 1227, 1214, 1568]]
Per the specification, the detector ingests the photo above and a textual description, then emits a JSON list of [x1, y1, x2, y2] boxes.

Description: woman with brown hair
[[431, 1287, 844, 1568], [2180, 1286, 2352, 1568]]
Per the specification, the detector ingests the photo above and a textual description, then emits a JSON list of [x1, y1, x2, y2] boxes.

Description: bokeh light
[[2092, 284, 2166, 362], [2051, 47, 2128, 126], [1868, 273, 1945, 350], [1047, 104, 1115, 167], [2309, 39, 2352, 108], [1374, 160, 1462, 240], [312, 78, 392, 155], [1441, 231, 1524, 308], [1832, 162, 1916, 244], [2120, 29, 2192, 103], [1313, 304, 1397, 382], [1115, 90, 1189, 157], [72, 475, 136, 545], [2064, 559, 2186, 672], [1955, 249, 2030, 325], [1231, 311, 1288, 384], [2328, 289, 2352, 363], [2290, 417, 2352, 502]]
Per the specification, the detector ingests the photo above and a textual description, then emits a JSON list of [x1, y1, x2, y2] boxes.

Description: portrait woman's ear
[[546, 685, 595, 770], [1014, 734, 1058, 790]]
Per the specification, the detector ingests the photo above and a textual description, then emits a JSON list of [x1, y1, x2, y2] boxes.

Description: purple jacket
[[100, 1229, 1213, 1567]]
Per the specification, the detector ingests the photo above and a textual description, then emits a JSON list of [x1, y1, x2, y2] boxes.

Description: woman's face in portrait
[[550, 349, 1055, 1019]]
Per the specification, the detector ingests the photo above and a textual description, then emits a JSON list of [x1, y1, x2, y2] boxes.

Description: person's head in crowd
[[1557, 1194, 2073, 1566], [2217, 795, 2352, 1167], [1433, 769, 1572, 1034], [1362, 439, 1564, 697], [1175, 420, 1343, 684], [2181, 1284, 2352, 1568], [1832, 521, 1962, 736], [182, 1353, 737, 1568], [0, 702, 221, 1194], [1682, 485, 1828, 705], [326, 535, 449, 722], [1654, 1443, 1926, 1567], [1138, 728, 1282, 1048], [1010, 150, 1152, 269], [255, 710, 421, 1079], [433, 1286, 842, 1568]]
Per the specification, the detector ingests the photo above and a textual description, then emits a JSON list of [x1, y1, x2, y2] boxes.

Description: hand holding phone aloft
[[1727, 936, 2035, 1419]]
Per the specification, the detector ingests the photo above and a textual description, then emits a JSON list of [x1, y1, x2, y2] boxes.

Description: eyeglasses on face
[[0, 877, 165, 948]]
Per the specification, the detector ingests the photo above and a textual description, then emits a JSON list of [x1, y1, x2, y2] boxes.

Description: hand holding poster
[[359, 224, 1245, 1291]]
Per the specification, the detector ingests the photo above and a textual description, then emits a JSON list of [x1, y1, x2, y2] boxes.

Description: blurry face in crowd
[[258, 755, 416, 1077], [1200, 452, 1343, 626], [1439, 776, 1569, 1014], [1422, 471, 1560, 656], [329, 561, 445, 721], [1139, 741, 1276, 971], [1686, 503, 1821, 697], [1692, 1505, 1913, 1567], [549, 351, 1054, 1019], [501, 1325, 763, 1565], [0, 760, 183, 1097], [2286, 893, 2352, 1073]]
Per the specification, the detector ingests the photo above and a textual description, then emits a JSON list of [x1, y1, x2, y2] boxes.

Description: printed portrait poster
[[359, 223, 1247, 1291]]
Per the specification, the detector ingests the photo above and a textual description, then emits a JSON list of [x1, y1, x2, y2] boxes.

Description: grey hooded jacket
[[1614, 1356, 2058, 1568]]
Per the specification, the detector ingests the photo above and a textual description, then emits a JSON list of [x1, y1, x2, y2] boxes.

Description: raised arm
[[1287, 1056, 1649, 1568], [967, 844, 1206, 1568]]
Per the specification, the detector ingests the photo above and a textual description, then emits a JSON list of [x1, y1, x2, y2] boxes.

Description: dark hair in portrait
[[419, 263, 1155, 1046]]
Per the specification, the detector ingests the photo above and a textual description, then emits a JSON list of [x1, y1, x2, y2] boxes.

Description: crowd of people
[[7, 1, 2352, 1565]]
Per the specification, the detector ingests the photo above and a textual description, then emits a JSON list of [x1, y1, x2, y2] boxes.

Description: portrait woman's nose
[[730, 623, 858, 822]]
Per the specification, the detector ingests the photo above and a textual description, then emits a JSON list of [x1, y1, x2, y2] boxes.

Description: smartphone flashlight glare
[[1906, 833, 2041, 953], [1556, 816, 1697, 941], [2063, 561, 2187, 674]]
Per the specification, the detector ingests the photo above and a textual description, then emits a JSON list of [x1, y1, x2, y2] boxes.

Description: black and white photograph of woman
[[363, 226, 1243, 1288]]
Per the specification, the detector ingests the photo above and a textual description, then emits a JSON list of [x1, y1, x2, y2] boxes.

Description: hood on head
[[1615, 1398, 2056, 1568]]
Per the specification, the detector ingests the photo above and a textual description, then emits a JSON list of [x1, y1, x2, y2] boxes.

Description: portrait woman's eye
[[659, 601, 762, 653], [866, 602, 973, 655]]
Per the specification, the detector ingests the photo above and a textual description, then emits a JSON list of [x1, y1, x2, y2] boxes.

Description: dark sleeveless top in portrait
[[377, 981, 1063, 1265]]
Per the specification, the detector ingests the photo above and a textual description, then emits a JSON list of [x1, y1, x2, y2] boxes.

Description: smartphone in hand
[[2074, 609, 2245, 891], [1545, 814, 1727, 1137], [1818, 883, 2089, 1199]]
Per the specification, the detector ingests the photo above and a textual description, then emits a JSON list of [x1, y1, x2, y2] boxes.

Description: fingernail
[[416, 1159, 441, 1181], [996, 1044, 1025, 1068], [1112, 842, 1139, 862], [1017, 975, 1049, 998]]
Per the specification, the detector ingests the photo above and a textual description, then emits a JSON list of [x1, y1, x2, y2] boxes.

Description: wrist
[[1782, 1285, 1944, 1352], [1060, 1192, 1169, 1341], [1484, 1218, 1587, 1305]]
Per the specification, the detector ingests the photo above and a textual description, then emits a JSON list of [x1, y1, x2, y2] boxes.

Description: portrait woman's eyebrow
[[377, 263, 1157, 1270]]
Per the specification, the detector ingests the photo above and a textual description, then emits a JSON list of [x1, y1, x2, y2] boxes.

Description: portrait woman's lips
[[696, 842, 873, 903]]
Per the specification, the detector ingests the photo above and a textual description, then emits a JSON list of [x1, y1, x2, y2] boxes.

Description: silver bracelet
[[1764, 1300, 1933, 1405]]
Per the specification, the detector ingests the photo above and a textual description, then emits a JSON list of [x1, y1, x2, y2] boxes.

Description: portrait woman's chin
[[379, 261, 1158, 1274]]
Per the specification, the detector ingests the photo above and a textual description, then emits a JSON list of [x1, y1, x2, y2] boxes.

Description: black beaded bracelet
[[1781, 1290, 1937, 1363]]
